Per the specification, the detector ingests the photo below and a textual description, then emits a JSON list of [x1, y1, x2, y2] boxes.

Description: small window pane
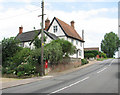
[[53, 26, 57, 33], [79, 50, 82, 56], [76, 40, 78, 45]]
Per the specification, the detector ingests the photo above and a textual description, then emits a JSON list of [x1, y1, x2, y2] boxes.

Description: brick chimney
[[45, 18, 50, 30], [19, 26, 23, 34], [70, 21, 75, 28]]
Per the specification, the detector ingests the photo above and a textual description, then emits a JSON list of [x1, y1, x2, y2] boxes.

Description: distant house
[[16, 17, 85, 59], [84, 47, 99, 51], [84, 47, 99, 59]]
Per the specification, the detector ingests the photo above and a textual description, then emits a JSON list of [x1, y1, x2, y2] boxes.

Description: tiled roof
[[16, 30, 40, 42], [55, 17, 84, 42], [16, 29, 58, 43], [84, 47, 99, 51]]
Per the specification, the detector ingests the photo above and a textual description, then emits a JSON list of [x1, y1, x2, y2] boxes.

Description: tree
[[44, 39, 76, 65], [99, 52, 107, 58], [33, 34, 47, 48], [44, 42, 63, 65], [84, 50, 99, 57], [101, 32, 120, 58], [2, 37, 21, 66], [53, 39, 76, 57]]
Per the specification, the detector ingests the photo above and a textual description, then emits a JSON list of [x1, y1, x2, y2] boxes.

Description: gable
[[47, 18, 66, 37], [47, 17, 84, 42]]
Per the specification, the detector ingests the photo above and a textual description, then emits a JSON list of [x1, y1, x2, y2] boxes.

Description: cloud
[[0, 3, 118, 50]]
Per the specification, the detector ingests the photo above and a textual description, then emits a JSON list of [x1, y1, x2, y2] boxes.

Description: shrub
[[53, 39, 76, 57], [2, 37, 22, 67], [16, 64, 36, 77], [17, 71, 24, 77], [44, 42, 63, 65], [81, 59, 88, 65], [2, 67, 7, 74], [85, 53, 95, 59], [84, 50, 99, 57], [99, 52, 107, 58], [28, 48, 41, 65], [11, 48, 31, 66]]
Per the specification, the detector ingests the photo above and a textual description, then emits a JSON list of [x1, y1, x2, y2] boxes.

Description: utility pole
[[38, 0, 45, 76]]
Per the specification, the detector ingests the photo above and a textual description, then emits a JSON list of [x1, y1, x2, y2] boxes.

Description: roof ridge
[[21, 29, 40, 34]]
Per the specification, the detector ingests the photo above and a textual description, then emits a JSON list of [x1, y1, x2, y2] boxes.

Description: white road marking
[[48, 77, 89, 94], [97, 67, 107, 73], [109, 59, 114, 66]]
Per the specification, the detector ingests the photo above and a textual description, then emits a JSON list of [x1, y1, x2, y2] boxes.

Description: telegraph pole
[[39, 0, 45, 76]]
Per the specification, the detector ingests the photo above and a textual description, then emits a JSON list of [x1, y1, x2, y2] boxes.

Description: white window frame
[[79, 50, 82, 56], [53, 25, 58, 33]]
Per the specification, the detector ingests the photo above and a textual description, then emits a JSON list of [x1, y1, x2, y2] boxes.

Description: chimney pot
[[19, 26, 23, 34], [45, 18, 50, 30], [70, 21, 75, 28]]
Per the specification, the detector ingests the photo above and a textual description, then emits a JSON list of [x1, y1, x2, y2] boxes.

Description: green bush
[[44, 41, 63, 65], [84, 50, 99, 57], [99, 52, 107, 58], [28, 48, 41, 65], [2, 67, 7, 74], [16, 64, 36, 76], [2, 37, 22, 67], [53, 39, 76, 57], [12, 48, 31, 66], [81, 59, 88, 65], [84, 53, 95, 59], [17, 71, 24, 77]]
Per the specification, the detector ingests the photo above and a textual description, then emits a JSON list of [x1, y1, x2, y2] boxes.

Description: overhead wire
[[0, 7, 41, 20]]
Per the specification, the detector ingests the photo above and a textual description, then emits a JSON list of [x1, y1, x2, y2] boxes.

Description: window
[[79, 50, 82, 56], [19, 43, 24, 47], [76, 40, 78, 45], [80, 42, 82, 47], [71, 39, 74, 44], [53, 26, 58, 33]]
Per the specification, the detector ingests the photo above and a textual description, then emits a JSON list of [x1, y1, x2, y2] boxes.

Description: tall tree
[[2, 37, 21, 66], [101, 32, 120, 58], [33, 35, 47, 48]]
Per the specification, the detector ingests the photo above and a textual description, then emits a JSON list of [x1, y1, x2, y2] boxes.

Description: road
[[2, 59, 119, 95]]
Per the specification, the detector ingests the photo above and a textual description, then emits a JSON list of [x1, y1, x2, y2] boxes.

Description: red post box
[[45, 60, 48, 68]]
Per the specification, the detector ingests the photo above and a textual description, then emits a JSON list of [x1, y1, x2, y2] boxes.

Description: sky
[[0, 0, 119, 55]]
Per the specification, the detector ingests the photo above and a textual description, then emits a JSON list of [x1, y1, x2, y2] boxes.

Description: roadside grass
[[97, 58, 114, 61]]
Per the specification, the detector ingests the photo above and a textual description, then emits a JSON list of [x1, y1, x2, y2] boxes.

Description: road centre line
[[97, 67, 107, 73], [48, 77, 89, 94]]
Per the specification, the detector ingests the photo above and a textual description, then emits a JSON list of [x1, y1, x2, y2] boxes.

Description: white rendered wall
[[47, 19, 65, 37]]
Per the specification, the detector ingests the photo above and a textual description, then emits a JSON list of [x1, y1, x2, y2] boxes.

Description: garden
[[2, 37, 81, 78]]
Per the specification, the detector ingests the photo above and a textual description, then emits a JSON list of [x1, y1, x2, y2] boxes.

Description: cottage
[[16, 17, 85, 59]]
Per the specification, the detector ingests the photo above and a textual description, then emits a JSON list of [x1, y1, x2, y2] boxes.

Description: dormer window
[[53, 26, 57, 33]]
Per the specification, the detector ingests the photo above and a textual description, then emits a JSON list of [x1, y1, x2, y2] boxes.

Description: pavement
[[1, 60, 98, 89]]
